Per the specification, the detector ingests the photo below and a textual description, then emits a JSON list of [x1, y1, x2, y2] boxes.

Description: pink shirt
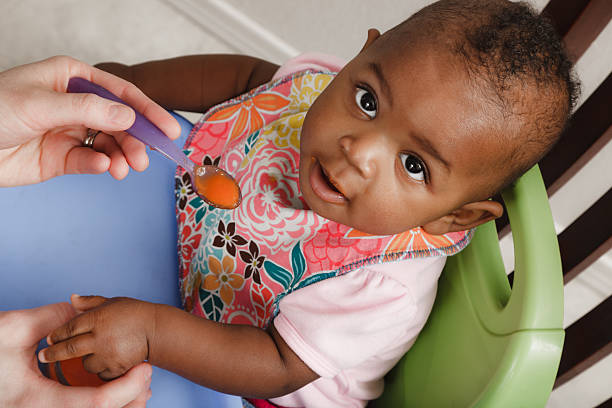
[[269, 54, 447, 407]]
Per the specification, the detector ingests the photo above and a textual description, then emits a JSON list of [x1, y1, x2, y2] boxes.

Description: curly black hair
[[389, 0, 580, 195]]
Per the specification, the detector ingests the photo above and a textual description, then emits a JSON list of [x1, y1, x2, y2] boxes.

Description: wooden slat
[[541, 0, 612, 397], [494, 0, 612, 232], [559, 188, 612, 283], [563, 0, 612, 61], [554, 295, 612, 387], [496, 73, 612, 234], [539, 0, 612, 187], [542, 0, 591, 37], [564, 236, 612, 285], [540, 72, 611, 190], [596, 396, 612, 408], [548, 125, 612, 197], [503, 0, 612, 398], [506, 187, 611, 287]]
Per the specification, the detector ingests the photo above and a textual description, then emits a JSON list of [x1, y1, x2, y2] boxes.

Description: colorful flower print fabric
[[176, 71, 473, 329]]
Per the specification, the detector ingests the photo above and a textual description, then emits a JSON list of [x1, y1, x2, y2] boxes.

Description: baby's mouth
[[310, 159, 347, 204]]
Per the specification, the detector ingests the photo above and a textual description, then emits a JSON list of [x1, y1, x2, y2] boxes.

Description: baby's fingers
[[71, 294, 109, 312], [47, 306, 95, 344], [39, 333, 95, 363], [83, 353, 111, 375], [83, 351, 133, 380], [100, 367, 130, 381]]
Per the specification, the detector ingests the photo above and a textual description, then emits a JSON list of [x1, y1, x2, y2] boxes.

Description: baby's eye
[[354, 87, 377, 118], [399, 153, 426, 182]]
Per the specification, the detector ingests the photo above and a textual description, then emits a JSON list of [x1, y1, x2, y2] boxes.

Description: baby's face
[[299, 37, 504, 235]]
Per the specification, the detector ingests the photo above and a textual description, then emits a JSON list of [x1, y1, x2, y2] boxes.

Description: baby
[[39, 0, 578, 407]]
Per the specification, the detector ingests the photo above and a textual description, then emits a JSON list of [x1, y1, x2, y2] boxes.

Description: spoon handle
[[67, 77, 194, 174]]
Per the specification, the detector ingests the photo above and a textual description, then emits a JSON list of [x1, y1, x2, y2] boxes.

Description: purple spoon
[[67, 77, 241, 209]]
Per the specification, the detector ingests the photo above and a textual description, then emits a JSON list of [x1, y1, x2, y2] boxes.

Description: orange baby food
[[195, 171, 240, 209], [46, 357, 105, 386]]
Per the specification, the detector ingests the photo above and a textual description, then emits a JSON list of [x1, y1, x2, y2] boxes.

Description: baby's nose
[[338, 134, 381, 179]]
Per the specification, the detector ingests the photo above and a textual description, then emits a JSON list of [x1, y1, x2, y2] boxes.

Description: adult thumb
[[53, 362, 153, 408], [93, 363, 153, 408], [6, 302, 77, 345], [40, 90, 135, 132]]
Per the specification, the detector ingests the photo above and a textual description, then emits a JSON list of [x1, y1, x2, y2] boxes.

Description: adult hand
[[0, 55, 180, 186], [0, 302, 153, 408], [41, 295, 156, 381]]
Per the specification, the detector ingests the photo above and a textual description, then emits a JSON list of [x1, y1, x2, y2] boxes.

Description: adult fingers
[[86, 132, 130, 180], [46, 305, 97, 345], [64, 146, 112, 176], [42, 362, 152, 408], [106, 131, 149, 172], [0, 302, 77, 346], [114, 84, 181, 140], [32, 90, 136, 133], [92, 363, 153, 408], [123, 386, 152, 408], [39, 333, 96, 363], [64, 131, 148, 177], [51, 56, 181, 140]]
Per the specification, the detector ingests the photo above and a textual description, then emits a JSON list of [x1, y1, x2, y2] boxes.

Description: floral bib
[[176, 70, 472, 328]]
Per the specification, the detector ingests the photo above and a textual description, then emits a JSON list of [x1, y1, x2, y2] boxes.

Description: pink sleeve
[[273, 256, 445, 377], [272, 52, 347, 80]]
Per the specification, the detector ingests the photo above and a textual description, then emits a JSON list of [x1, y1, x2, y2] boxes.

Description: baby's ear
[[422, 200, 503, 235], [359, 28, 381, 53]]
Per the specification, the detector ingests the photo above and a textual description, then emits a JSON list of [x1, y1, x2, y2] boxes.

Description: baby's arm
[[96, 55, 279, 113], [40, 295, 318, 399]]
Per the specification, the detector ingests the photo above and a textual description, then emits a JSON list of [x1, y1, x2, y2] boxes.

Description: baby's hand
[[39, 295, 156, 381]]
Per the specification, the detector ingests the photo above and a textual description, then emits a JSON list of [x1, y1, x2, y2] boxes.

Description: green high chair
[[372, 165, 564, 408]]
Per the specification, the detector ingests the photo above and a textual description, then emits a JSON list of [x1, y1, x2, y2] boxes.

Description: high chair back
[[371, 165, 565, 407]]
